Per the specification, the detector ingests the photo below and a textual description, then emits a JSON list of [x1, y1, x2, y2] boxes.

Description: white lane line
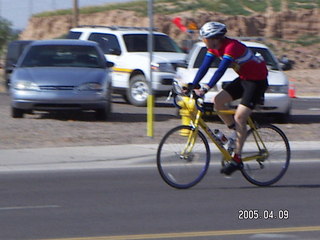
[[0, 205, 60, 211]]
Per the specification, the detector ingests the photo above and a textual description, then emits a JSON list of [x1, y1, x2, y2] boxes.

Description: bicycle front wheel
[[241, 124, 290, 186], [157, 125, 210, 189]]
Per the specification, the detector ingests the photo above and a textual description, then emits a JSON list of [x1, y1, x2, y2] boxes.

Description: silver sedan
[[10, 39, 114, 120]]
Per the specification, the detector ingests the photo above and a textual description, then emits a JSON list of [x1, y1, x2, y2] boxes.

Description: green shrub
[[241, 0, 268, 12], [295, 35, 320, 46], [270, 0, 282, 11]]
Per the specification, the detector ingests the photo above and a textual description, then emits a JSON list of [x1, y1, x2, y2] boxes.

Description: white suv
[[67, 26, 186, 106]]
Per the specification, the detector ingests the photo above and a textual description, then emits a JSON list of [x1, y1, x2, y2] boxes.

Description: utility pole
[[72, 0, 79, 27]]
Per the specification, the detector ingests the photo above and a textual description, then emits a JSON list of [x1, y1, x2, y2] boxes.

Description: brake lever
[[166, 90, 173, 102], [191, 90, 205, 112]]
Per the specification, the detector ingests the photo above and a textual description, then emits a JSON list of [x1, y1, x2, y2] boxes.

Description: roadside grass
[[270, 0, 282, 11], [33, 0, 319, 18], [295, 35, 320, 46], [34, 0, 147, 17], [241, 0, 269, 12], [288, 0, 319, 9]]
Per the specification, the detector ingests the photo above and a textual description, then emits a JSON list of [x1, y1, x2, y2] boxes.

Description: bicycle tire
[[157, 125, 210, 189], [241, 124, 290, 186]]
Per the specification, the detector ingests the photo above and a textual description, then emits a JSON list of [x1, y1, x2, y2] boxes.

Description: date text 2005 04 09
[[238, 209, 289, 220]]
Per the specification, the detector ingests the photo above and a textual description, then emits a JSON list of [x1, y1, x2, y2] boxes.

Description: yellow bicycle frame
[[179, 96, 269, 163]]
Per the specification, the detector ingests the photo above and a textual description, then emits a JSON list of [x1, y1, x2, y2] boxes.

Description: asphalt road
[[1, 160, 320, 240]]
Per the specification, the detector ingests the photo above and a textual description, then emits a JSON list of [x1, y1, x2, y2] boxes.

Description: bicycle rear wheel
[[157, 125, 210, 189], [241, 124, 290, 186]]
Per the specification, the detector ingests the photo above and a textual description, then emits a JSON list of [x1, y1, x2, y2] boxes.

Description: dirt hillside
[[20, 7, 320, 70]]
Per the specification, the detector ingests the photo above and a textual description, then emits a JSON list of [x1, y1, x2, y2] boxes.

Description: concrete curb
[[0, 144, 158, 172], [0, 141, 319, 172]]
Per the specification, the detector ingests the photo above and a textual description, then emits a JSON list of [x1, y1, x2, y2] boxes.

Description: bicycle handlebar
[[171, 81, 205, 112]]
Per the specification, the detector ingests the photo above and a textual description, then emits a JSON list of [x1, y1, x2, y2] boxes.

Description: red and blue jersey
[[193, 38, 268, 88], [209, 38, 268, 80]]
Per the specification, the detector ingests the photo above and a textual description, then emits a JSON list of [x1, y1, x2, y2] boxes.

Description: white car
[[175, 41, 292, 121], [68, 26, 186, 106]]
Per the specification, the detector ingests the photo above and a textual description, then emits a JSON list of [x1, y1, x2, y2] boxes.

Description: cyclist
[[188, 21, 269, 176]]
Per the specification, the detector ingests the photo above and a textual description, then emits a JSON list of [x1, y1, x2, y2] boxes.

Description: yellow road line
[[43, 225, 320, 240]]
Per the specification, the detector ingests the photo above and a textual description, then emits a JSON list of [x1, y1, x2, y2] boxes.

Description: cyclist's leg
[[212, 90, 234, 126], [213, 77, 243, 128], [234, 104, 252, 155], [236, 79, 269, 155], [220, 104, 250, 175], [221, 79, 267, 175]]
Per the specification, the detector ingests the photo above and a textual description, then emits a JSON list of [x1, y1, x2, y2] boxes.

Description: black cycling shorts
[[223, 77, 269, 110]]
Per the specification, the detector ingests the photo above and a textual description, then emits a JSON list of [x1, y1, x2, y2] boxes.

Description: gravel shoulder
[[0, 69, 319, 150], [0, 94, 320, 150]]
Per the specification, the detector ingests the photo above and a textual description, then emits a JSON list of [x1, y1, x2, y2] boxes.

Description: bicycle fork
[[179, 126, 198, 162], [179, 110, 202, 161]]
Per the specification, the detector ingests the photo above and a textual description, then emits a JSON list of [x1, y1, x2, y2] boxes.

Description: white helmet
[[199, 22, 227, 39]]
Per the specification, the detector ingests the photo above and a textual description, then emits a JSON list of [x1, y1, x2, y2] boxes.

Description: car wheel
[[96, 108, 110, 121], [127, 75, 149, 107], [274, 111, 291, 123], [12, 107, 24, 118], [95, 100, 112, 121], [272, 108, 291, 123]]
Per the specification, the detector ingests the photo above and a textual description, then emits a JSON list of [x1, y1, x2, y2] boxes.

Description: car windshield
[[20, 45, 104, 68], [123, 34, 183, 53], [193, 46, 279, 70], [250, 47, 279, 70]]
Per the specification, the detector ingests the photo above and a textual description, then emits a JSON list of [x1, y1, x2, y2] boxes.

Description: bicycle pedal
[[223, 175, 233, 179]]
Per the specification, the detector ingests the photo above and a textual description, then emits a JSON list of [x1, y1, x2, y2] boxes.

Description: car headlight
[[13, 81, 40, 91], [266, 85, 288, 94], [151, 62, 175, 73], [76, 82, 103, 91]]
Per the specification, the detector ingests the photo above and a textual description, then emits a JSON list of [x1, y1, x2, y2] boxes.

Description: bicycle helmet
[[199, 22, 227, 39]]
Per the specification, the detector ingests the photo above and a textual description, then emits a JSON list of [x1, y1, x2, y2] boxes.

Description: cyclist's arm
[[206, 56, 232, 88], [192, 51, 215, 87]]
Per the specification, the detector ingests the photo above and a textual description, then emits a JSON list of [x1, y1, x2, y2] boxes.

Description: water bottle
[[214, 129, 228, 145]]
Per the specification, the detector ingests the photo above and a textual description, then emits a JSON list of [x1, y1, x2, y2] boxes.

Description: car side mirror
[[279, 56, 294, 71], [279, 62, 293, 71], [7, 64, 17, 72], [106, 61, 114, 68], [176, 60, 188, 68]]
